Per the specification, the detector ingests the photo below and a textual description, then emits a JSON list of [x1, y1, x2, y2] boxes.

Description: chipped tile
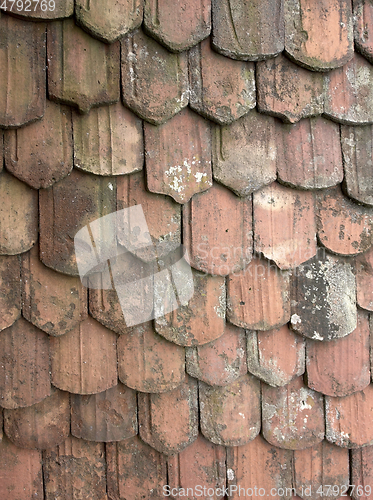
[[0, 255, 21, 332], [353, 0, 373, 64], [356, 246, 373, 311], [6, 0, 73, 19], [351, 445, 373, 500]]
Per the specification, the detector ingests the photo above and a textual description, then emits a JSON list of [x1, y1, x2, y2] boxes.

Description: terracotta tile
[[262, 376, 325, 450], [107, 436, 167, 500], [276, 116, 344, 190], [257, 54, 324, 123], [117, 321, 185, 392], [75, 0, 143, 43], [189, 38, 256, 125], [293, 441, 349, 500], [0, 15, 45, 128], [227, 256, 291, 331], [39, 168, 117, 275], [89, 277, 127, 334], [341, 124, 373, 206], [226, 434, 293, 500], [317, 186, 373, 255], [71, 382, 137, 442], [285, 0, 353, 71], [121, 28, 188, 125], [200, 374, 260, 446], [306, 310, 371, 397], [4, 387, 70, 450], [138, 375, 198, 455], [186, 322, 247, 386], [0, 171, 38, 255], [47, 18, 120, 113], [254, 182, 316, 269], [246, 325, 305, 387], [324, 53, 373, 125], [212, 109, 277, 197], [43, 436, 107, 500], [144, 0, 211, 51], [155, 269, 225, 346], [145, 108, 212, 203], [351, 445, 373, 500], [0, 318, 50, 409], [50, 316, 118, 394], [354, 0, 373, 66], [0, 255, 21, 332], [5, 0, 73, 19], [211, 0, 284, 61], [0, 436, 43, 500], [356, 246, 373, 311], [291, 250, 357, 340]]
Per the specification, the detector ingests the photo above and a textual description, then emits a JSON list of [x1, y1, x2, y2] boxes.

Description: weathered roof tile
[[0, 255, 21, 332], [351, 445, 373, 500], [353, 0, 373, 64], [356, 246, 373, 311]]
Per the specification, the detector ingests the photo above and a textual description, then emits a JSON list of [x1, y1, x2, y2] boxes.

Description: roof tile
[[89, 277, 127, 334], [0, 318, 50, 409], [71, 382, 137, 442], [323, 53, 373, 125], [276, 116, 344, 190], [4, 0, 73, 19], [200, 374, 260, 446], [227, 256, 291, 331], [117, 322, 185, 392], [351, 445, 373, 500], [4, 388, 70, 450], [353, 0, 373, 64], [121, 28, 188, 124], [306, 310, 371, 397], [356, 246, 373, 311], [50, 316, 118, 394], [47, 19, 120, 113], [138, 375, 198, 455], [0, 255, 21, 332], [145, 108, 212, 203], [256, 53, 324, 123], [189, 38, 256, 124], [212, 109, 277, 196], [73, 102, 143, 176], [143, 0, 211, 52], [246, 325, 305, 387]]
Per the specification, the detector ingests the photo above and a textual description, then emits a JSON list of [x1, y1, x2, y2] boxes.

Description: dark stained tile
[[189, 38, 256, 125], [351, 445, 373, 500], [121, 28, 188, 124], [211, 0, 284, 61], [276, 116, 344, 190], [212, 110, 277, 196], [356, 246, 373, 311], [47, 19, 120, 113], [246, 325, 305, 387], [5, 0, 73, 19], [0, 255, 21, 332], [257, 54, 324, 123], [262, 376, 325, 450], [144, 0, 211, 51], [145, 107, 212, 203], [353, 0, 373, 64]]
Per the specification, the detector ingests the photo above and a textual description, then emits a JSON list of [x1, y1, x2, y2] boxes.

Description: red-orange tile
[[145, 107, 212, 203], [71, 382, 137, 442], [356, 246, 373, 311], [117, 321, 185, 392], [247, 325, 305, 387], [306, 310, 371, 397], [325, 384, 373, 447], [212, 110, 277, 196], [262, 376, 325, 450], [50, 316, 118, 394], [351, 445, 373, 500], [5, 0, 73, 19], [257, 54, 324, 123], [144, 0, 211, 51], [4, 388, 70, 450], [43, 436, 107, 500], [0, 15, 45, 128], [291, 251, 357, 340], [0, 255, 20, 332], [138, 375, 198, 455], [89, 278, 128, 334], [276, 116, 344, 189], [0, 171, 38, 255], [0, 318, 50, 409], [324, 53, 373, 125], [317, 186, 373, 255], [354, 0, 373, 63], [75, 0, 143, 43], [4, 100, 73, 189], [254, 182, 316, 269], [186, 322, 247, 386], [47, 19, 120, 113], [155, 269, 226, 346], [211, 0, 284, 61], [227, 256, 291, 331], [189, 38, 256, 124], [121, 28, 188, 124], [200, 374, 260, 446]]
